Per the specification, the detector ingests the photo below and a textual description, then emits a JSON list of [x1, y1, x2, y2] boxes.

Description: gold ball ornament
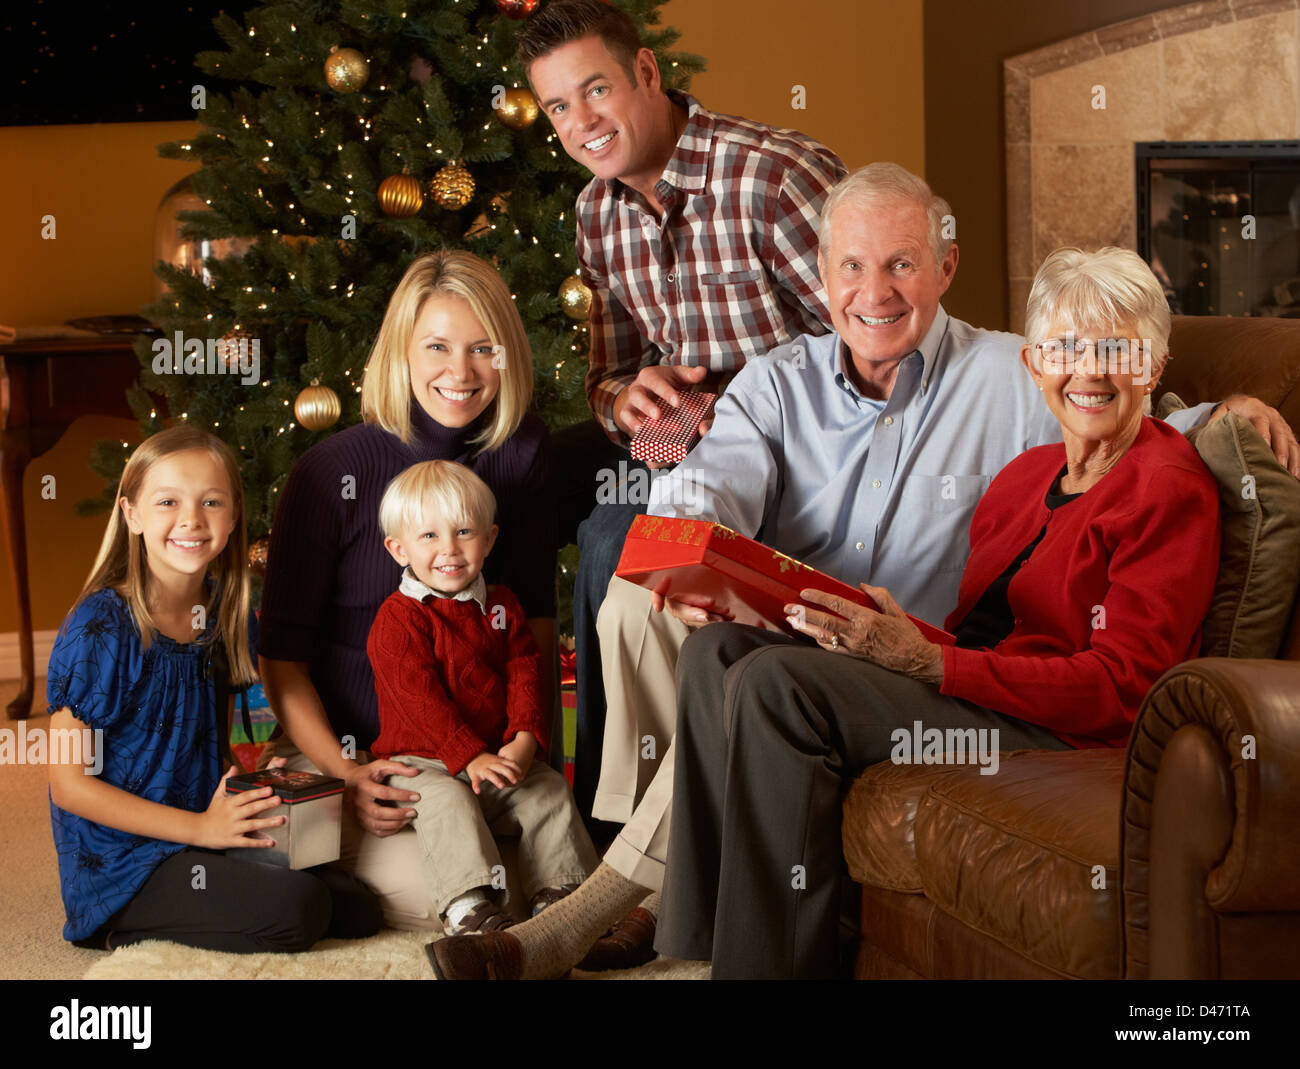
[[430, 163, 475, 210], [294, 381, 342, 432], [378, 173, 424, 217], [496, 87, 539, 130], [248, 535, 270, 579], [558, 275, 593, 320], [324, 46, 369, 92]]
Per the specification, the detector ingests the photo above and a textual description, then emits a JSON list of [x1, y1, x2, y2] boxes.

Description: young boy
[[367, 460, 597, 935]]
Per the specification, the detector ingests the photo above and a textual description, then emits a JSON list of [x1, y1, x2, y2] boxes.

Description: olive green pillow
[[1176, 406, 1300, 658]]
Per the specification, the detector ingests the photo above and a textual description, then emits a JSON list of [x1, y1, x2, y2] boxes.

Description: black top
[[953, 467, 1081, 651], [258, 400, 557, 750]]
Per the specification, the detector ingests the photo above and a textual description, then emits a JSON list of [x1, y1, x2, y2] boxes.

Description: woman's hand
[[194, 767, 286, 850], [345, 761, 421, 837], [786, 584, 944, 684]]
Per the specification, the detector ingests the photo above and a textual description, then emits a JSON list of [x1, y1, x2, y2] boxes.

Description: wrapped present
[[616, 515, 953, 646], [225, 768, 343, 869], [630, 391, 717, 466], [559, 645, 577, 787]]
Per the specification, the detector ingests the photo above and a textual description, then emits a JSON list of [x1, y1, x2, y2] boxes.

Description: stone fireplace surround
[[1004, 0, 1300, 331]]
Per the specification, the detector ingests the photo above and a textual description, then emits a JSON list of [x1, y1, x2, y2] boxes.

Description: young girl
[[47, 425, 381, 952]]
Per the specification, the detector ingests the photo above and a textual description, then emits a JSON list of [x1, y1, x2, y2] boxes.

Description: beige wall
[[0, 121, 198, 633], [1, 3, 925, 636], [663, 0, 925, 172]]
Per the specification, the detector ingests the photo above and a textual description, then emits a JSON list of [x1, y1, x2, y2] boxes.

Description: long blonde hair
[[360, 250, 534, 452], [78, 426, 255, 685]]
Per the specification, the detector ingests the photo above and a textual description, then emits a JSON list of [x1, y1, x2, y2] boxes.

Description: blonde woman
[[258, 251, 558, 929]]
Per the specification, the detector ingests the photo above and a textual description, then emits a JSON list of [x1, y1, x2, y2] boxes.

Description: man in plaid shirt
[[520, 1, 846, 884]]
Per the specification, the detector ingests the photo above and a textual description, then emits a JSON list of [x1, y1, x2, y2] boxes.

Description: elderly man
[[428, 163, 1298, 980]]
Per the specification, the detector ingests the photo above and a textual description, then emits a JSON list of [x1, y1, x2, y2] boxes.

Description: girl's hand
[[786, 584, 943, 684], [466, 752, 522, 794], [194, 767, 286, 850]]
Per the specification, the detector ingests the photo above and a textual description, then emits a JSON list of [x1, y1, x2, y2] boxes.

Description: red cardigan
[[367, 583, 547, 775], [941, 418, 1221, 748]]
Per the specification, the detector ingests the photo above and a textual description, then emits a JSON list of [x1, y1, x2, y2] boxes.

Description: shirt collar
[[831, 306, 951, 400], [398, 567, 488, 614]]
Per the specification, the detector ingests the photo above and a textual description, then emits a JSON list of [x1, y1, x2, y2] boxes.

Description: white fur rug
[[82, 928, 710, 980]]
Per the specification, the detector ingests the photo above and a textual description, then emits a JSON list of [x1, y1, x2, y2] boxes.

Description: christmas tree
[[87, 0, 702, 629]]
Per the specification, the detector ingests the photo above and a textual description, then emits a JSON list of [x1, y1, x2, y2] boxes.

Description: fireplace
[[1138, 141, 1300, 317], [1004, 0, 1300, 332]]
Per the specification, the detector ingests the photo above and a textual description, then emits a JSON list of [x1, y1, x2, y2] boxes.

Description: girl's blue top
[[46, 587, 253, 942]]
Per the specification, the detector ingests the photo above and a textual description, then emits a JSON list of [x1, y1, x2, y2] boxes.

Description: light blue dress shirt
[[647, 307, 1212, 628]]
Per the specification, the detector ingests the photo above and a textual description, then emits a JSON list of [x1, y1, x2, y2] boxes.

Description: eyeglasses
[[1031, 334, 1157, 383]]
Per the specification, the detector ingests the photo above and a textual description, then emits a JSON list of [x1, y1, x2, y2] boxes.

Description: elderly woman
[[652, 246, 1223, 978]]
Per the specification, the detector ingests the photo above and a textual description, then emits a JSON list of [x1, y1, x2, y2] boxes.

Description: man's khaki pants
[[592, 577, 692, 891]]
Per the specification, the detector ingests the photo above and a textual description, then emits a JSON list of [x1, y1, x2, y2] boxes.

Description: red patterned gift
[[615, 515, 953, 645], [629, 391, 717, 466]]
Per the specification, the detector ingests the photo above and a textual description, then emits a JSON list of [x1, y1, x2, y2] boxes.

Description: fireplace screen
[[1137, 141, 1300, 317]]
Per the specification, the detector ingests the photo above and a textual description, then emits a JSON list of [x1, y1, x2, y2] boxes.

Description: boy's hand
[[498, 732, 537, 777], [466, 751, 522, 794]]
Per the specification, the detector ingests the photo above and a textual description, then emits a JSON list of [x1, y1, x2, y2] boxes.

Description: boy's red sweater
[[367, 583, 547, 775]]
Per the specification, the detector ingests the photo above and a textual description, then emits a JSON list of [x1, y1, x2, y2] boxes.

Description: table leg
[[0, 432, 33, 719]]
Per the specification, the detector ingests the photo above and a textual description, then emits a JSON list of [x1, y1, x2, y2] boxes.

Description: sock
[[510, 862, 650, 980], [637, 891, 661, 918], [444, 888, 490, 929]]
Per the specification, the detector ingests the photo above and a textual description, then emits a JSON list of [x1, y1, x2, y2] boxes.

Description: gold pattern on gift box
[[771, 548, 810, 573]]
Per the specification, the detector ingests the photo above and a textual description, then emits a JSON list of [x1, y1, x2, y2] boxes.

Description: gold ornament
[[558, 275, 593, 320], [294, 380, 342, 432], [378, 173, 424, 217], [496, 87, 539, 130], [248, 536, 270, 578], [430, 163, 475, 209], [324, 46, 369, 92]]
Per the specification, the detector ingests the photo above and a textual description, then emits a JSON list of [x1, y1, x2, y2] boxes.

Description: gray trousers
[[655, 624, 1071, 979]]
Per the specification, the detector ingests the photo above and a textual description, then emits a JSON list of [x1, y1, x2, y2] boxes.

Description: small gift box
[[616, 515, 953, 645], [630, 391, 717, 466], [225, 768, 344, 869]]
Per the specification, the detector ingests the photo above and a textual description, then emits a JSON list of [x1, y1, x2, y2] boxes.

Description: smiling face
[[406, 293, 501, 429], [529, 34, 668, 190], [1021, 318, 1157, 449], [121, 448, 235, 593], [818, 196, 957, 391], [384, 505, 498, 597]]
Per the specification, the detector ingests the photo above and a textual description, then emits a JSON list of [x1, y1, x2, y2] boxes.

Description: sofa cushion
[[913, 748, 1125, 980], [842, 761, 965, 893], [1179, 409, 1300, 658]]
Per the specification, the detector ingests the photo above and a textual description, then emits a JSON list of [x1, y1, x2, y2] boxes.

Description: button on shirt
[[647, 309, 1212, 628], [576, 90, 846, 441]]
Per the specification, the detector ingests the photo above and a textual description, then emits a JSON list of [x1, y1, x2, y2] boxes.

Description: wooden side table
[[0, 335, 143, 718]]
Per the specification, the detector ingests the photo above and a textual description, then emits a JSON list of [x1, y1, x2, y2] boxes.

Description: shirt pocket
[[901, 474, 992, 573], [695, 270, 780, 356]]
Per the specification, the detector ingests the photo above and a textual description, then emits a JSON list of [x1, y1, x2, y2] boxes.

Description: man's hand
[[344, 760, 420, 837], [1212, 394, 1300, 477], [612, 364, 710, 445], [466, 751, 523, 794], [649, 589, 733, 629]]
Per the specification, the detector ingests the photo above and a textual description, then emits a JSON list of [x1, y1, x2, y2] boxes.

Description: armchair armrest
[[1122, 658, 1300, 978]]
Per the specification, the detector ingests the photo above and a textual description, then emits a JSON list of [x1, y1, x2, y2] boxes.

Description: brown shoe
[[426, 930, 524, 980], [575, 907, 657, 972], [443, 900, 515, 937]]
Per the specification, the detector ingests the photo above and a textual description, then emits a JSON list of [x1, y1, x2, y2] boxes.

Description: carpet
[[82, 928, 711, 980]]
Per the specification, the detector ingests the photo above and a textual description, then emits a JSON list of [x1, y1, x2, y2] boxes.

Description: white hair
[[819, 162, 954, 265]]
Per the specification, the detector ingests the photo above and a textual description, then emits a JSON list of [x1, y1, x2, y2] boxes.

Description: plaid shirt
[[575, 91, 846, 442]]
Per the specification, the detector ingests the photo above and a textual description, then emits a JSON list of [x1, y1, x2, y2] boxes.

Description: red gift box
[[615, 515, 953, 646], [629, 391, 717, 466]]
